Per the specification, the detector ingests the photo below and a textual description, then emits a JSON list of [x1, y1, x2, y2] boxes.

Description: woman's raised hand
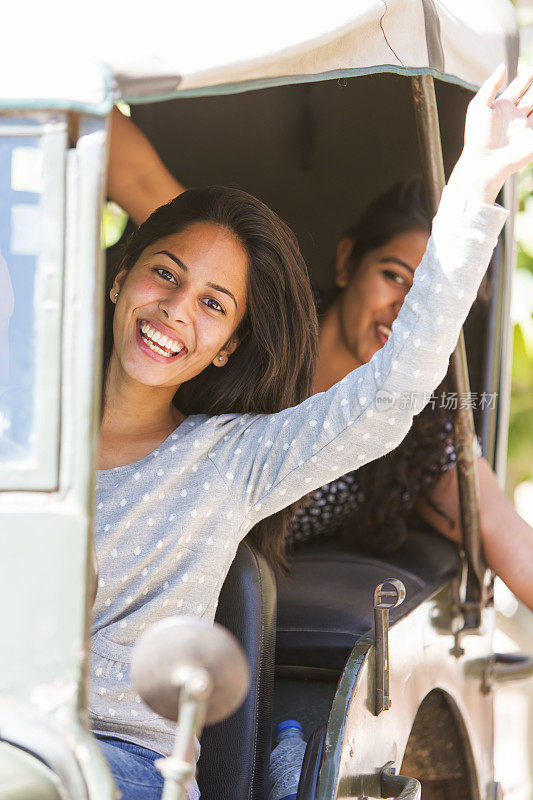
[[449, 64, 533, 205]]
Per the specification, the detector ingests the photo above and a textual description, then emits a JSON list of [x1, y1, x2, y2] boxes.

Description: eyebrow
[[155, 250, 189, 272], [206, 282, 238, 309], [154, 250, 238, 309], [378, 256, 415, 276]]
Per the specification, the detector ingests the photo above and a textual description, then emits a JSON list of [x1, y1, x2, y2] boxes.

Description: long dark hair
[[335, 178, 454, 550], [344, 176, 432, 272], [104, 186, 318, 576]]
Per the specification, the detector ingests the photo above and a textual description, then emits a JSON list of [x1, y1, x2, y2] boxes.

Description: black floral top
[[286, 289, 481, 549], [287, 417, 471, 547]]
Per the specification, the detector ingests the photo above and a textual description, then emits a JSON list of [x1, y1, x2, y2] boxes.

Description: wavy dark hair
[[333, 177, 454, 551], [104, 186, 319, 576]]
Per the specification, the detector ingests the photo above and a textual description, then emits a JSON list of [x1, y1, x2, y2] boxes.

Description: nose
[[158, 288, 194, 326]]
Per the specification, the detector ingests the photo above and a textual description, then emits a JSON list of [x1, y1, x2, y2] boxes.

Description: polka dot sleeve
[[207, 187, 507, 526]]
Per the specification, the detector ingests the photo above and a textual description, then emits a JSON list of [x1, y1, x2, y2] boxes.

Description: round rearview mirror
[[130, 616, 250, 725]]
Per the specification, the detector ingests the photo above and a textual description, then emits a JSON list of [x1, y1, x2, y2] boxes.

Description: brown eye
[[383, 270, 408, 287], [153, 267, 177, 284], [202, 298, 225, 313]]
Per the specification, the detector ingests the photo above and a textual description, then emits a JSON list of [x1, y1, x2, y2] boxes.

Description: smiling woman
[[96, 185, 323, 800], [92, 67, 533, 800], [284, 178, 533, 614], [314, 178, 431, 390], [108, 223, 248, 388]]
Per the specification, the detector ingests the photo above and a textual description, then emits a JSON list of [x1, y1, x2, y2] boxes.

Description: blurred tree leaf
[[102, 201, 128, 249], [508, 125, 533, 492], [511, 323, 532, 387], [508, 321, 533, 485], [516, 243, 533, 276]]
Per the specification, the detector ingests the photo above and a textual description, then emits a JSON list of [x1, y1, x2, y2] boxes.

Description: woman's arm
[[107, 107, 184, 226], [416, 458, 533, 610], [208, 67, 533, 524], [210, 185, 507, 524]]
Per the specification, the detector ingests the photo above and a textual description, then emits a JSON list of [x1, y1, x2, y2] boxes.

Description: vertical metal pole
[[494, 176, 518, 485], [411, 75, 490, 628], [480, 245, 501, 464]]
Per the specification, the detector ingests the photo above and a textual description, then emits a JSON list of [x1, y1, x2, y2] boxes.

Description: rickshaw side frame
[[0, 110, 116, 800], [411, 74, 489, 630]]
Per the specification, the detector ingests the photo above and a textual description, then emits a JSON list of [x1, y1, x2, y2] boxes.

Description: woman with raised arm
[[287, 176, 533, 611], [95, 67, 533, 799], [107, 70, 533, 612]]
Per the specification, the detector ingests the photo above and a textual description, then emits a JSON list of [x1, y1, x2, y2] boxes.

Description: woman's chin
[[111, 351, 180, 389], [358, 346, 381, 367]]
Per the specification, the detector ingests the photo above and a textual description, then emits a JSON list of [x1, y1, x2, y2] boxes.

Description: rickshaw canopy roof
[[2, 0, 518, 113]]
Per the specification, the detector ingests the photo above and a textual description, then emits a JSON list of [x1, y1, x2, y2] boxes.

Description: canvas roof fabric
[[1, 0, 518, 113]]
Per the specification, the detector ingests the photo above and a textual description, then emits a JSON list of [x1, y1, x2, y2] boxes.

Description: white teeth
[[378, 324, 392, 338], [139, 321, 184, 354], [148, 341, 173, 357], [168, 337, 181, 351]]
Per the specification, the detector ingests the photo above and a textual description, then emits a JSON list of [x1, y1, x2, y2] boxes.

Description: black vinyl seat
[[197, 530, 459, 797], [276, 529, 460, 674], [198, 537, 277, 800]]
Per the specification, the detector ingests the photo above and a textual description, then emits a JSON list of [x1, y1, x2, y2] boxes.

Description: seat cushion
[[276, 530, 460, 672], [198, 537, 276, 800]]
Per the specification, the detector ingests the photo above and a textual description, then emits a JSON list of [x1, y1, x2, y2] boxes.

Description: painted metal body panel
[[0, 113, 114, 798], [0, 742, 64, 800], [319, 586, 495, 798]]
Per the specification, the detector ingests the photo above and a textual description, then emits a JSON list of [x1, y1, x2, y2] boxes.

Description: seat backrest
[[197, 537, 277, 800]]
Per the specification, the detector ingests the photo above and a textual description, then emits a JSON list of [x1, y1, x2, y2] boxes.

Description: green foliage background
[[506, 3, 533, 495]]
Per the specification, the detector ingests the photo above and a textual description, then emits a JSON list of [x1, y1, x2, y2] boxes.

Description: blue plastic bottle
[[268, 720, 307, 800]]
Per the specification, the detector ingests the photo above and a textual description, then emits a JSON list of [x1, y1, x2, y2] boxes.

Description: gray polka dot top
[[89, 187, 507, 760]]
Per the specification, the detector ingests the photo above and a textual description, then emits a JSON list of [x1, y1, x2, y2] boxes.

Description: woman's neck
[[313, 300, 363, 394], [99, 357, 184, 468]]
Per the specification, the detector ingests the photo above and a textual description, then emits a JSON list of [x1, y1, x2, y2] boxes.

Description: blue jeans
[[96, 736, 164, 800]]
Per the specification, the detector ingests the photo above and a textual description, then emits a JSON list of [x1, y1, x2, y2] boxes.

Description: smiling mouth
[[376, 322, 392, 344], [139, 320, 186, 358]]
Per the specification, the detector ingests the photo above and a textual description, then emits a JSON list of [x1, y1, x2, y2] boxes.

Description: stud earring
[[114, 292, 119, 299], [218, 355, 223, 362]]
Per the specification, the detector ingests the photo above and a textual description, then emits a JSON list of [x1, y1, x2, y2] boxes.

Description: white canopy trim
[[0, 0, 518, 112]]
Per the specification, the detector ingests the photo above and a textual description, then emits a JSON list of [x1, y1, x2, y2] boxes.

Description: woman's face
[[110, 222, 249, 391], [335, 229, 429, 366]]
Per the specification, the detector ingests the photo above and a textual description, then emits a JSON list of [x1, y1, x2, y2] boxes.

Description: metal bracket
[[486, 781, 503, 800], [380, 761, 421, 799], [465, 652, 533, 694], [373, 580, 406, 716]]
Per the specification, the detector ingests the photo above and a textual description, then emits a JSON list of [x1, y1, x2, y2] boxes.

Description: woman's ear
[[213, 338, 239, 367], [334, 238, 354, 289], [110, 268, 127, 304]]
